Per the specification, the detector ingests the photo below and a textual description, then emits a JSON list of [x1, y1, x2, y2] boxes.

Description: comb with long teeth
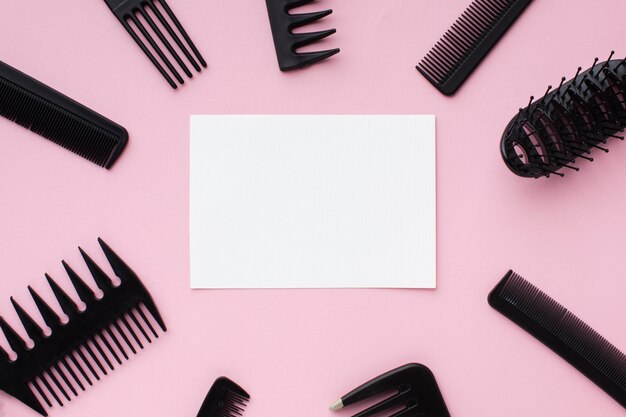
[[0, 238, 166, 416]]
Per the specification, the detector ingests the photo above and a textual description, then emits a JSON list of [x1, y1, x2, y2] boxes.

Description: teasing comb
[[0, 238, 166, 416]]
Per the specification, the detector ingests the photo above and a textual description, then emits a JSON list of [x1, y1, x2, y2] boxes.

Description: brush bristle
[[0, 76, 125, 168], [500, 55, 626, 178]]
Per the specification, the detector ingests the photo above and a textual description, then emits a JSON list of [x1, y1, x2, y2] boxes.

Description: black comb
[[265, 0, 340, 71], [416, 0, 533, 95], [0, 238, 166, 416], [195, 377, 250, 417], [104, 0, 207, 89], [0, 61, 128, 169], [330, 363, 451, 417], [489, 270, 626, 408], [501, 52, 626, 178]]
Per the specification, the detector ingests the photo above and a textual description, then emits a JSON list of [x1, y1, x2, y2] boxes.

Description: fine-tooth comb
[[265, 0, 340, 71], [0, 238, 166, 416], [489, 270, 626, 408], [195, 377, 250, 417], [330, 363, 451, 417], [416, 0, 533, 95], [104, 0, 207, 89], [0, 61, 128, 169], [501, 52, 626, 178]]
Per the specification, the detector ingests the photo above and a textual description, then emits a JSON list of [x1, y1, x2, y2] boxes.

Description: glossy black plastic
[[336, 363, 450, 417], [417, 0, 533, 96], [196, 377, 250, 417], [0, 239, 166, 416], [0, 61, 128, 169], [104, 0, 206, 89], [501, 53, 626, 178], [489, 270, 626, 408], [265, 0, 340, 71]]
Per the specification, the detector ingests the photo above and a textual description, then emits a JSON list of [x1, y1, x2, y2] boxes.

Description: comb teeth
[[0, 239, 166, 416], [104, 0, 206, 89], [214, 391, 249, 417], [500, 53, 626, 178], [265, 0, 340, 71], [0, 61, 128, 168], [196, 377, 250, 417], [489, 270, 626, 408], [417, 0, 533, 95]]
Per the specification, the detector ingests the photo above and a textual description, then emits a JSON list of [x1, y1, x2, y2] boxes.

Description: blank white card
[[190, 115, 436, 288]]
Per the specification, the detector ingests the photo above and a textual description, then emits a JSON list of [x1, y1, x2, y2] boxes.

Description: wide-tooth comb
[[330, 363, 451, 417], [195, 377, 250, 417], [416, 0, 533, 95], [265, 0, 340, 71], [489, 270, 626, 408], [0, 238, 166, 416], [0, 61, 128, 169], [501, 52, 626, 178], [104, 0, 207, 89]]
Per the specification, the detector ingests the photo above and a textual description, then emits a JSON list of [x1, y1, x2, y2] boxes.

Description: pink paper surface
[[0, 1, 625, 416]]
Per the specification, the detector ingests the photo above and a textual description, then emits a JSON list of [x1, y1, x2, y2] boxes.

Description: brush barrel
[[500, 58, 626, 178]]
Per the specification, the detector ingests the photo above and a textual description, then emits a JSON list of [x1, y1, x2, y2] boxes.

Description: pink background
[[1, 0, 625, 416]]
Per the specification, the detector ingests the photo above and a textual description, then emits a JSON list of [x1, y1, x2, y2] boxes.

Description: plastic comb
[[489, 270, 626, 408], [0, 61, 128, 169], [104, 0, 206, 89], [501, 52, 626, 178], [195, 377, 250, 417], [330, 363, 451, 417], [0, 238, 166, 416], [265, 0, 340, 71], [417, 0, 533, 95]]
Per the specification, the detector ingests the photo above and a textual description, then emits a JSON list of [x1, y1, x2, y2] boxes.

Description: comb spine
[[489, 271, 626, 408]]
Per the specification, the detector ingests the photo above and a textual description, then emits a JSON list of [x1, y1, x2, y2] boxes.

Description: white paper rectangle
[[190, 115, 436, 288]]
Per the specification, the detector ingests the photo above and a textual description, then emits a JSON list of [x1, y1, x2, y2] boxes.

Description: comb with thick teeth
[[265, 0, 340, 71], [0, 238, 166, 416]]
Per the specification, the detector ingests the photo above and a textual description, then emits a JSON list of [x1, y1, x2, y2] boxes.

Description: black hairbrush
[[501, 52, 626, 178], [416, 0, 533, 96], [0, 61, 127, 169], [0, 238, 166, 416], [195, 377, 250, 417], [489, 270, 626, 408], [265, 0, 340, 71], [104, 0, 206, 89], [330, 363, 451, 417]]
